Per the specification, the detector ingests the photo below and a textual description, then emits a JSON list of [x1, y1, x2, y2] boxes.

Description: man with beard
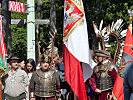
[[29, 53, 61, 100], [2, 56, 29, 100], [89, 50, 117, 100]]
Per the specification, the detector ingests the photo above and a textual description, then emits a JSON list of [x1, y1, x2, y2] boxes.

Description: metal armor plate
[[93, 62, 115, 91], [35, 69, 57, 97]]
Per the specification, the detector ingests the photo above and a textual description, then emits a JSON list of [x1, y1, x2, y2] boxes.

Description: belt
[[5, 92, 26, 100], [36, 96, 55, 100]]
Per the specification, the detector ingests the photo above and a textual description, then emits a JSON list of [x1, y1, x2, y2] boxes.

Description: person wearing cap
[[29, 54, 61, 100], [2, 56, 29, 100], [89, 50, 117, 100]]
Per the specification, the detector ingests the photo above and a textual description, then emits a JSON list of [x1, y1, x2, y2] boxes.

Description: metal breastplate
[[35, 69, 56, 97], [94, 62, 113, 91]]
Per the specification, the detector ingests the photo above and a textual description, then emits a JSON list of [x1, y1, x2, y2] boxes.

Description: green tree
[[9, 0, 133, 60], [11, 0, 27, 60]]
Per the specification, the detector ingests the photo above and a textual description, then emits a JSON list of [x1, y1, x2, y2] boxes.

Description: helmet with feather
[[94, 50, 111, 58], [39, 50, 51, 65]]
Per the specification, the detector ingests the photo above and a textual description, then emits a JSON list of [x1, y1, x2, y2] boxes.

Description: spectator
[[19, 60, 25, 70], [25, 58, 36, 80], [122, 52, 133, 100], [2, 56, 29, 100]]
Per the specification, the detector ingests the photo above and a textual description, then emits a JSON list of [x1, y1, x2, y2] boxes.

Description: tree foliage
[[9, 0, 133, 60]]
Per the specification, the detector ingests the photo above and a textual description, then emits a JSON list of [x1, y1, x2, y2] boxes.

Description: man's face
[[97, 56, 103, 63], [40, 62, 49, 71], [53, 56, 59, 65], [10, 59, 19, 69], [19, 60, 25, 69]]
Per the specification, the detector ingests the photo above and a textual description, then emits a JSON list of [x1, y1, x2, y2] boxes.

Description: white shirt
[[4, 69, 29, 97]]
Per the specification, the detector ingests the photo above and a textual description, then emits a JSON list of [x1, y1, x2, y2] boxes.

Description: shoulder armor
[[36, 69, 55, 79], [108, 62, 118, 72], [93, 65, 99, 74]]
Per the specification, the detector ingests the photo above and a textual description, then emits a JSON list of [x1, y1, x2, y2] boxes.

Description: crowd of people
[[86, 49, 133, 100], [1, 47, 69, 100], [1, 46, 133, 100]]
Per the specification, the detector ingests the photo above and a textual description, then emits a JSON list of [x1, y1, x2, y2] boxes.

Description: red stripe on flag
[[63, 44, 87, 100], [112, 28, 133, 100], [123, 28, 133, 56], [112, 75, 124, 100], [0, 15, 8, 69]]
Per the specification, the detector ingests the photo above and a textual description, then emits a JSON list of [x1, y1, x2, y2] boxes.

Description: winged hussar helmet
[[93, 19, 127, 64], [39, 41, 59, 65], [39, 50, 51, 64], [94, 50, 111, 58]]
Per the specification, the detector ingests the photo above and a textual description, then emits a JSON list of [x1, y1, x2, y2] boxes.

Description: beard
[[97, 62, 102, 66]]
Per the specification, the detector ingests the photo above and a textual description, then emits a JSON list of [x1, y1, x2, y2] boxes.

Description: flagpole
[[0, 78, 2, 100], [128, 10, 133, 34], [0, 67, 5, 100], [0, 4, 2, 100], [74, 93, 79, 100], [50, 30, 57, 68]]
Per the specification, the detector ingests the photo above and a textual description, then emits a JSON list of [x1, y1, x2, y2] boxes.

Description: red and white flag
[[112, 28, 133, 100], [9, 1, 25, 13], [0, 15, 8, 71], [63, 0, 93, 100]]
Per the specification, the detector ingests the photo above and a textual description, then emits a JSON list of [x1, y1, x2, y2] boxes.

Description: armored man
[[90, 50, 117, 100], [29, 54, 61, 100]]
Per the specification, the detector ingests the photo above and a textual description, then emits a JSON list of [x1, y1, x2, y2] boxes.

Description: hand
[[109, 95, 112, 100], [30, 98, 35, 100], [51, 61, 56, 69], [58, 98, 62, 100], [95, 88, 102, 94]]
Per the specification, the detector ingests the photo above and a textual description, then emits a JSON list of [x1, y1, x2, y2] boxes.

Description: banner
[[112, 28, 133, 100], [0, 15, 8, 71], [63, 0, 93, 99], [9, 1, 25, 13]]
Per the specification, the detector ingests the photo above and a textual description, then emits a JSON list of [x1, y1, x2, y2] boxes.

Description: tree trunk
[[35, 0, 43, 63], [50, 0, 56, 36], [2, 0, 11, 57]]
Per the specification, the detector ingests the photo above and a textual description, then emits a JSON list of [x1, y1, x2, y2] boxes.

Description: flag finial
[[128, 10, 133, 24], [128, 10, 133, 34]]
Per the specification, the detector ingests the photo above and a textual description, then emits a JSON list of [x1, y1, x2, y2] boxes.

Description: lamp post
[[26, 0, 35, 61]]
